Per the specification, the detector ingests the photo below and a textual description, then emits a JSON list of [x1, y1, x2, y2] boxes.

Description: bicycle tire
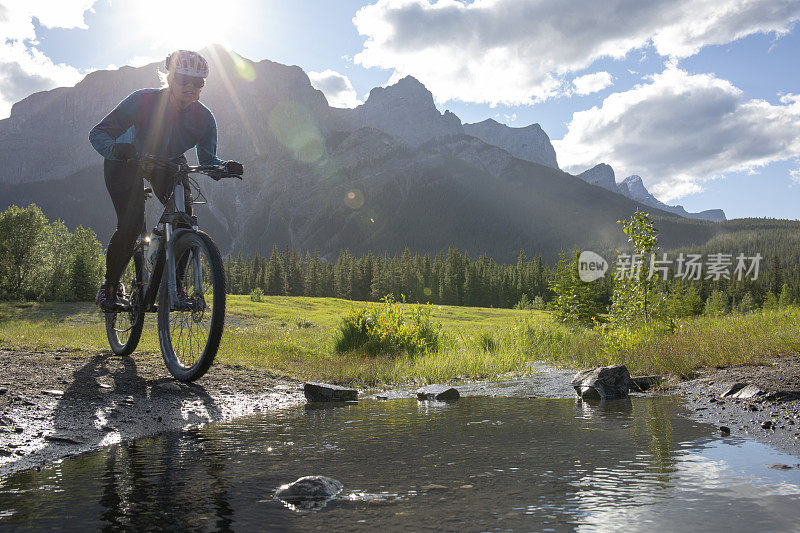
[[157, 230, 226, 381], [105, 251, 145, 356]]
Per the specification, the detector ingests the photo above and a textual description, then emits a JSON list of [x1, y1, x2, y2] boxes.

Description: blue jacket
[[89, 88, 224, 166]]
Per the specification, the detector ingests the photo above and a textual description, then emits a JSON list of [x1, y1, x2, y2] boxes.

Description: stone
[[42, 389, 64, 396], [303, 382, 358, 403], [719, 426, 731, 436], [730, 385, 765, 399], [416, 385, 460, 401], [571, 365, 631, 400], [766, 463, 794, 470], [275, 476, 343, 511], [721, 383, 748, 398], [761, 421, 774, 430], [629, 375, 663, 392]]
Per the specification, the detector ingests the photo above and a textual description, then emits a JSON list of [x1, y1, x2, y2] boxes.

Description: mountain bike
[[105, 155, 242, 381]]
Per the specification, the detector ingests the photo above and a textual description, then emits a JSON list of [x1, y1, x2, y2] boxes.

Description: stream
[[2, 391, 800, 531]]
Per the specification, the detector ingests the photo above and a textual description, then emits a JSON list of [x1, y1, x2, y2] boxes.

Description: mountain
[[577, 163, 616, 191], [0, 45, 729, 262], [575, 164, 726, 222], [617, 175, 726, 222], [462, 119, 558, 169]]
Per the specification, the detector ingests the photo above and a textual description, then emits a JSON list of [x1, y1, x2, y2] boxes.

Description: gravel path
[[0, 349, 304, 477]]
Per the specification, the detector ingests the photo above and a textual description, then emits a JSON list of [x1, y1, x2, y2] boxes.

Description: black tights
[[103, 158, 191, 285]]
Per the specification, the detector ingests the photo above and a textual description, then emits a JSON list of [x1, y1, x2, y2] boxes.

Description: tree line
[[1, 203, 798, 314]]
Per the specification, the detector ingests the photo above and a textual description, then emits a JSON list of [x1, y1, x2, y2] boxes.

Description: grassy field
[[1, 297, 798, 385]]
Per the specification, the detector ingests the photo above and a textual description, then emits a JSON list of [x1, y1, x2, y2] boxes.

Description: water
[[2, 395, 800, 531]]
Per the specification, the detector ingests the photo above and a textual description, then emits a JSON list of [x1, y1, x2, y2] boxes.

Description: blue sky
[[1, 0, 799, 220]]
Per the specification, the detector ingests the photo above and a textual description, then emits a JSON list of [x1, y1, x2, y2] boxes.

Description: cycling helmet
[[165, 50, 209, 78]]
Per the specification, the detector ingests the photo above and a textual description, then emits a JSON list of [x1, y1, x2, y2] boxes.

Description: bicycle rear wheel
[[157, 230, 226, 381], [105, 251, 145, 356]]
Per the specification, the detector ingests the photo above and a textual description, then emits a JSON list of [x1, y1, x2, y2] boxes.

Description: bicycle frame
[[135, 157, 226, 313]]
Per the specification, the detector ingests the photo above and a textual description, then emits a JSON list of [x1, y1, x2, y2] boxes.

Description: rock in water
[[416, 384, 460, 401], [572, 365, 631, 400], [275, 476, 343, 511], [303, 382, 358, 403]]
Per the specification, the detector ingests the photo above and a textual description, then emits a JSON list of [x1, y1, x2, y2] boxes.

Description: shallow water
[[2, 395, 800, 531]]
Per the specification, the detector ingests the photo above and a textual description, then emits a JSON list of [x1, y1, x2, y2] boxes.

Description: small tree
[[0, 204, 49, 298], [779, 283, 794, 307], [737, 292, 755, 314], [763, 291, 779, 311], [69, 226, 104, 301], [548, 249, 602, 326], [704, 290, 729, 317], [608, 210, 667, 328]]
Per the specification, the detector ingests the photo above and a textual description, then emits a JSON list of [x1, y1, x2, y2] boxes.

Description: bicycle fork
[[163, 184, 203, 310]]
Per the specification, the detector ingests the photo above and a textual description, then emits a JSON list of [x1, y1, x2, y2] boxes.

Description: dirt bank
[[669, 352, 800, 456], [0, 349, 304, 477]]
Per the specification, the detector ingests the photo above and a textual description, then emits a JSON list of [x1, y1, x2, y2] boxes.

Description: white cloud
[[553, 67, 800, 202], [790, 165, 800, 185], [0, 1, 97, 118], [307, 69, 361, 108], [353, 0, 800, 106], [572, 72, 613, 96]]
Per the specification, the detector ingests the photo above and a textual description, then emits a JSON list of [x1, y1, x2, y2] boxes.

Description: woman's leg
[[103, 158, 145, 286]]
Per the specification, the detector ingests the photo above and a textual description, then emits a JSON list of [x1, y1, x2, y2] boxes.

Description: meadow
[[0, 297, 797, 386]]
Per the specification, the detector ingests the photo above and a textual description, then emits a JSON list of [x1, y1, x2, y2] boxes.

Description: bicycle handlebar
[[133, 154, 243, 180]]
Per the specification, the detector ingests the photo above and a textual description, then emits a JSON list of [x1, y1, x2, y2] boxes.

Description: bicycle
[[105, 154, 242, 381]]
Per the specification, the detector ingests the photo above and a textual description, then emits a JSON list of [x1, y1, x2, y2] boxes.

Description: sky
[[1, 0, 799, 220]]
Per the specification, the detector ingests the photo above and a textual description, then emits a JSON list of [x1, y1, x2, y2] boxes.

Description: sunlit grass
[[1, 298, 798, 385]]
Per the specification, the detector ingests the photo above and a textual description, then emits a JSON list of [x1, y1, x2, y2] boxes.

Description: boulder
[[721, 383, 748, 398], [572, 365, 630, 400], [303, 382, 358, 403], [416, 384, 460, 401], [729, 385, 764, 400], [629, 375, 662, 392], [275, 475, 343, 511]]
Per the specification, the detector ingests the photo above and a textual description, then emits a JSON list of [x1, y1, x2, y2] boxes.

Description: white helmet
[[165, 50, 209, 78]]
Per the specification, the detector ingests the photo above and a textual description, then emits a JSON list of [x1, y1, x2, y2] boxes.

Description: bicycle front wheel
[[157, 230, 226, 381], [106, 251, 145, 356]]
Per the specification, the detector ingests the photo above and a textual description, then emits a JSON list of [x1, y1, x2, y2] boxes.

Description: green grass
[[1, 297, 798, 385]]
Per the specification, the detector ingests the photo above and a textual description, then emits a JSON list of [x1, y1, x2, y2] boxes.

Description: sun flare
[[129, 0, 243, 51]]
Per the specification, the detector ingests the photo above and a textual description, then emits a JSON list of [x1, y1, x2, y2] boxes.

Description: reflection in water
[[1, 396, 800, 531]]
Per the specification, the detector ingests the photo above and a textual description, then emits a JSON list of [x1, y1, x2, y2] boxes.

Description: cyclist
[[89, 50, 243, 312]]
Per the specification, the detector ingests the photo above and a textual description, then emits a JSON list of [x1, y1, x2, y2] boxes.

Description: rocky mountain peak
[[577, 163, 616, 191], [365, 75, 435, 109], [620, 175, 649, 200], [333, 75, 463, 147], [462, 119, 559, 169]]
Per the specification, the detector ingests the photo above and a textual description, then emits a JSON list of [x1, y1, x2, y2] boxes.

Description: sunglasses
[[174, 73, 205, 88]]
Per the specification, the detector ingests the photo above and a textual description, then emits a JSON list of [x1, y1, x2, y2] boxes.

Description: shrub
[[704, 290, 729, 316], [548, 249, 603, 327], [334, 296, 440, 355], [250, 287, 264, 302]]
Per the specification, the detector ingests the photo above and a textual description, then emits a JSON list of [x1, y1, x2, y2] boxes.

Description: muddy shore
[[0, 349, 305, 477], [2, 348, 799, 478]]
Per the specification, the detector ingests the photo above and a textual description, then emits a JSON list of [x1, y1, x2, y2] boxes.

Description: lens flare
[[268, 101, 325, 163], [344, 189, 365, 209]]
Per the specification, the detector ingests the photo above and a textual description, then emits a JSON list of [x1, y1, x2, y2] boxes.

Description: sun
[[128, 0, 243, 51]]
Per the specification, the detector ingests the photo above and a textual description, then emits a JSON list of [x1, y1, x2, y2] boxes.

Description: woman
[[89, 50, 243, 311]]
